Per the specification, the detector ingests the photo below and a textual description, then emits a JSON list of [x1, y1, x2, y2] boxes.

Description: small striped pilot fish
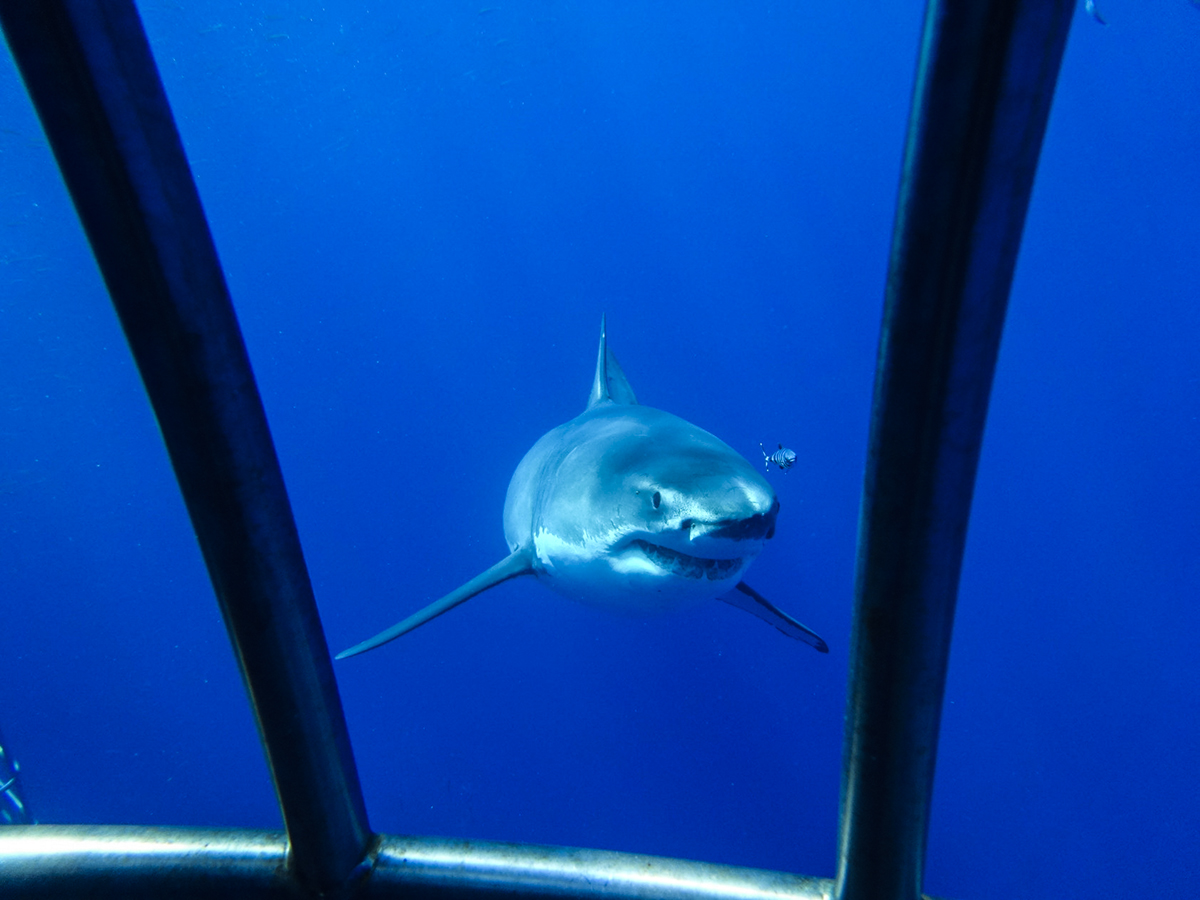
[[760, 442, 797, 473]]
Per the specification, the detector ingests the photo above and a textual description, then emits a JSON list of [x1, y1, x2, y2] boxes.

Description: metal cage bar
[[835, 2, 1073, 900], [0, 2, 372, 893], [0, 0, 1074, 898], [0, 826, 836, 900]]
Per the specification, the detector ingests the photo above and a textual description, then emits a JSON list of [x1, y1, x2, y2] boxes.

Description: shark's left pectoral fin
[[337, 548, 536, 660], [721, 581, 829, 653]]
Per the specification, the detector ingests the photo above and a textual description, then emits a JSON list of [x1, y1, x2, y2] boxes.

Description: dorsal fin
[[587, 315, 638, 409]]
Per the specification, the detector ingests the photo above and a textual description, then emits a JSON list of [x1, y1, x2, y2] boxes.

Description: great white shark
[[337, 319, 827, 659]]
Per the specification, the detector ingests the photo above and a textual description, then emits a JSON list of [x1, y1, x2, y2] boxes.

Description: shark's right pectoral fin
[[336, 548, 536, 660], [721, 581, 829, 653]]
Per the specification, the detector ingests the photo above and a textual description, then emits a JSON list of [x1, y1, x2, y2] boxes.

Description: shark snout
[[681, 497, 779, 544], [704, 502, 779, 542]]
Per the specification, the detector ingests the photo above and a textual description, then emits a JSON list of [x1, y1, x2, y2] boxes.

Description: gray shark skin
[[337, 318, 827, 660]]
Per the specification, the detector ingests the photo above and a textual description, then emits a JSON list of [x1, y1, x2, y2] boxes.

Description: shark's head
[[505, 403, 779, 612]]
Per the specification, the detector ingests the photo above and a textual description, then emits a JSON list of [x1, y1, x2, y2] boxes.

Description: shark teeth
[[631, 539, 742, 581]]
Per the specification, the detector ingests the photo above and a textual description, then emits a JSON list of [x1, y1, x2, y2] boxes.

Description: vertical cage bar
[[0, 2, 372, 893], [835, 2, 1073, 899]]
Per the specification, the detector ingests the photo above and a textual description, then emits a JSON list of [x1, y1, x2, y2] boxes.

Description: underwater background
[[1, 1, 1197, 897]]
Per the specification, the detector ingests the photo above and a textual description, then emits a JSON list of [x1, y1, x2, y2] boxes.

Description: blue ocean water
[[1, 1, 1197, 896]]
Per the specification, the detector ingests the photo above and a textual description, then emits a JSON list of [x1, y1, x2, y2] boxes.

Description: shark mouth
[[631, 539, 742, 581]]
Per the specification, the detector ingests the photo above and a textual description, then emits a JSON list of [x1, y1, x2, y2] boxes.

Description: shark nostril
[[681, 518, 693, 531]]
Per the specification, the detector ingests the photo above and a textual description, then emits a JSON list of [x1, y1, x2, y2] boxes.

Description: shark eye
[[652, 491, 661, 509]]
